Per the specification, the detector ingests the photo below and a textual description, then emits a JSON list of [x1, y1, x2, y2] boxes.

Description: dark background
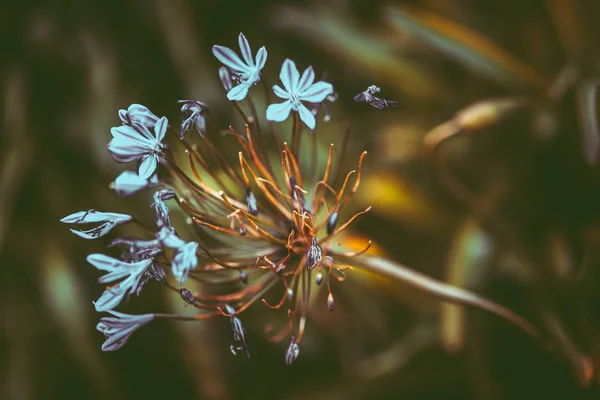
[[3, 0, 600, 399]]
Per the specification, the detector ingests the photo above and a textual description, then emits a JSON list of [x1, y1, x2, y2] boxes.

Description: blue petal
[[272, 85, 289, 99], [107, 137, 151, 163], [298, 104, 316, 130], [212, 45, 248, 73], [154, 116, 167, 142], [255, 46, 267, 70], [297, 66, 315, 93], [299, 81, 334, 103], [266, 101, 293, 122], [138, 155, 158, 180], [280, 59, 299, 93], [95, 285, 127, 312], [227, 83, 251, 101], [238, 33, 253, 66]]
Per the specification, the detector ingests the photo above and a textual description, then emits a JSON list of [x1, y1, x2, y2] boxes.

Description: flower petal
[[255, 46, 267, 70], [297, 66, 315, 93], [107, 138, 149, 163], [280, 59, 299, 93], [94, 285, 127, 312], [299, 81, 333, 103], [272, 84, 289, 99], [154, 116, 167, 142], [238, 33, 254, 66], [227, 83, 250, 101], [266, 101, 293, 122], [212, 45, 248, 73], [138, 155, 158, 180], [298, 104, 316, 130]]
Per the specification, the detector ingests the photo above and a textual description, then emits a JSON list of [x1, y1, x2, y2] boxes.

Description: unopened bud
[[239, 270, 248, 284], [239, 226, 247, 236], [326, 211, 339, 235], [315, 272, 324, 286], [180, 288, 195, 304], [246, 187, 259, 216], [327, 292, 335, 311]]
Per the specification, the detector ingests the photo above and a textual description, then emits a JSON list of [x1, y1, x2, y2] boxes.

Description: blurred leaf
[[356, 170, 449, 232], [546, 0, 587, 58], [271, 5, 447, 102], [441, 218, 493, 353], [386, 6, 549, 92], [40, 239, 118, 398], [576, 79, 599, 165], [352, 255, 540, 341]]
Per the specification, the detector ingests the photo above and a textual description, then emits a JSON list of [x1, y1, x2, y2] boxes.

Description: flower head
[[266, 59, 333, 129], [107, 116, 167, 179], [353, 85, 398, 110], [213, 33, 267, 101], [87, 254, 156, 311], [179, 100, 208, 139], [118, 104, 159, 128], [61, 210, 132, 239], [110, 170, 159, 197], [96, 310, 154, 351]]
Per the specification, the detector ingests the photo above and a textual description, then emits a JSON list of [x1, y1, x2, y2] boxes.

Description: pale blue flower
[[152, 189, 176, 229], [61, 210, 132, 239], [213, 33, 267, 101], [110, 170, 159, 197], [118, 104, 159, 128], [156, 226, 198, 285], [266, 59, 334, 130], [107, 116, 168, 179], [87, 254, 155, 311], [178, 100, 207, 139], [96, 310, 154, 351]]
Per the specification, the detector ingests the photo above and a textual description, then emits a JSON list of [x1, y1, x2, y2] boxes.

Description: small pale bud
[[315, 272, 323, 286], [239, 270, 248, 284], [285, 336, 300, 365], [326, 211, 339, 235], [327, 292, 335, 311]]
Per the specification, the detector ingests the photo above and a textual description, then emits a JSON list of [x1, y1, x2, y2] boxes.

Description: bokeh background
[[4, 0, 600, 399]]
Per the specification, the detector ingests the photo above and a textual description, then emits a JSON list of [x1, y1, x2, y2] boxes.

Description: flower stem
[[351, 254, 542, 341], [291, 112, 301, 161]]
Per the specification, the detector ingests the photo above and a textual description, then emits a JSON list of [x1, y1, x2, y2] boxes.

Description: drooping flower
[[212, 33, 267, 101], [107, 116, 167, 179], [179, 100, 208, 139], [353, 85, 398, 110], [118, 104, 159, 128], [266, 59, 334, 129], [61, 210, 132, 239], [96, 310, 155, 351], [226, 305, 250, 358], [110, 170, 159, 197], [87, 254, 155, 312], [156, 226, 198, 285]]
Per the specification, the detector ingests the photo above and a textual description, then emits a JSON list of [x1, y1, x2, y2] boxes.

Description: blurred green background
[[4, 0, 600, 399]]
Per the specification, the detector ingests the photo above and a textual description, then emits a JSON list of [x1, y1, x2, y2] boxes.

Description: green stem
[[351, 254, 542, 341]]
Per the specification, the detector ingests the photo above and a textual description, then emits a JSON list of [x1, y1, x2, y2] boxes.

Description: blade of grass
[[385, 6, 549, 92]]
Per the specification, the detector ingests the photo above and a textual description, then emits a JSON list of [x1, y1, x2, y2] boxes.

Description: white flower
[[60, 210, 132, 239], [118, 104, 159, 128], [266, 59, 333, 129], [107, 116, 168, 179], [96, 310, 154, 351], [87, 254, 155, 312], [212, 33, 267, 101], [110, 170, 159, 197]]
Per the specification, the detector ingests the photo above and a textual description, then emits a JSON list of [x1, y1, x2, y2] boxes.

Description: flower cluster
[[62, 33, 390, 364]]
